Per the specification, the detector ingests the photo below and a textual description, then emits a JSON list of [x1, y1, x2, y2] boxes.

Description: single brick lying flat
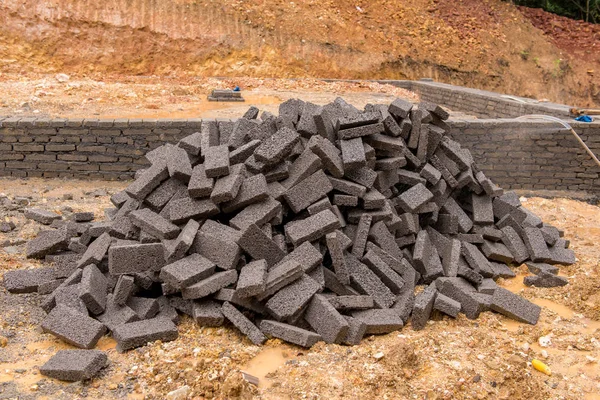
[[396, 183, 434, 213], [125, 162, 169, 201], [3, 266, 56, 294], [259, 320, 321, 348], [524, 272, 568, 288], [222, 174, 269, 213], [129, 208, 180, 240], [433, 293, 461, 318], [25, 208, 62, 225], [41, 305, 107, 349], [490, 287, 541, 324], [159, 254, 215, 289], [221, 302, 267, 345], [40, 350, 108, 381], [113, 317, 178, 352], [193, 300, 224, 327], [26, 227, 71, 259]]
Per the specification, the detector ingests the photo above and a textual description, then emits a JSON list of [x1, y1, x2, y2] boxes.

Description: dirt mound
[[0, 0, 599, 106]]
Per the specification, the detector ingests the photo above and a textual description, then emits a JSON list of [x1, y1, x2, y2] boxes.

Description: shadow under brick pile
[[2, 97, 576, 382]]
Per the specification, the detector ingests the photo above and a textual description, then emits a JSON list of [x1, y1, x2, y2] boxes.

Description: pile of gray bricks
[[2, 97, 576, 374], [207, 89, 245, 102]]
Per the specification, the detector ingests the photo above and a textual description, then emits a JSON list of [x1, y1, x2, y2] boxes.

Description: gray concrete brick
[[524, 271, 568, 287], [204, 145, 231, 178], [283, 170, 333, 213], [284, 209, 341, 247], [388, 98, 413, 119], [79, 264, 108, 315], [328, 295, 374, 310], [40, 349, 108, 381], [396, 183, 433, 213], [278, 241, 323, 272], [193, 300, 224, 326], [3, 266, 56, 294], [166, 145, 193, 182], [125, 161, 169, 201], [338, 122, 384, 140], [490, 287, 541, 325], [433, 293, 461, 318], [351, 308, 404, 334], [222, 174, 268, 213], [221, 302, 267, 345], [108, 243, 165, 275], [307, 135, 344, 178], [461, 242, 494, 278], [346, 254, 396, 308], [340, 137, 366, 170], [97, 294, 139, 332], [259, 259, 304, 299], [411, 283, 437, 330], [188, 165, 214, 199], [254, 127, 300, 166], [522, 227, 551, 262], [112, 317, 178, 352], [259, 320, 321, 347], [145, 178, 186, 211], [362, 249, 405, 294], [160, 253, 215, 289], [326, 231, 350, 285], [236, 260, 268, 298], [181, 270, 237, 299], [343, 316, 368, 345], [525, 262, 559, 275], [211, 163, 245, 204], [24, 208, 62, 225], [265, 274, 321, 321], [26, 227, 71, 259], [238, 223, 286, 267], [113, 275, 136, 305], [41, 304, 107, 349], [305, 294, 349, 344], [472, 194, 494, 225], [168, 196, 219, 224]]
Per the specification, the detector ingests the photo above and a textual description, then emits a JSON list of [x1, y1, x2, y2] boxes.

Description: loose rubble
[[2, 97, 576, 380]]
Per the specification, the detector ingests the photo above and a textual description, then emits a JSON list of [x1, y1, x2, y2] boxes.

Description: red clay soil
[[518, 6, 600, 65]]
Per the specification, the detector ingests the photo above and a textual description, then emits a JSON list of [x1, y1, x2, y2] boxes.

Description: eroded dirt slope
[[1, 0, 599, 106]]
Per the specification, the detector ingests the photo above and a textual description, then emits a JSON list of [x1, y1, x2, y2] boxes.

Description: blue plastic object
[[575, 115, 593, 123], [233, 86, 241, 92]]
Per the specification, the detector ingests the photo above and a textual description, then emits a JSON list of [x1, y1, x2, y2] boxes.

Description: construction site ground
[[0, 177, 599, 400]]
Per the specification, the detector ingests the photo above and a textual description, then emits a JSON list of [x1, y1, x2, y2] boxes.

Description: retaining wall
[[0, 116, 598, 193]]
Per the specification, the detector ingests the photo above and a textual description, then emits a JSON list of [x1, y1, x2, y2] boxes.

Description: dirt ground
[[0, 178, 599, 400], [0, 75, 419, 120]]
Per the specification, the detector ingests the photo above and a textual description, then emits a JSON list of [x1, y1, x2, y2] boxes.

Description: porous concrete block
[[338, 122, 384, 140], [97, 294, 139, 332], [73, 212, 94, 223], [113, 275, 136, 305], [522, 227, 551, 262], [281, 147, 322, 189], [362, 249, 405, 294], [109, 243, 165, 275], [129, 208, 180, 240], [307, 135, 344, 178], [229, 197, 282, 231], [433, 293, 461, 318], [351, 308, 404, 334], [435, 277, 483, 320], [441, 197, 473, 233], [525, 262, 559, 275], [278, 241, 323, 272], [490, 287, 541, 325], [112, 317, 178, 352], [346, 254, 396, 308], [472, 194, 494, 225], [26, 227, 71, 259], [305, 294, 349, 344], [328, 295, 374, 310], [411, 283, 437, 330], [340, 137, 366, 170], [254, 127, 300, 166], [524, 271, 568, 288], [193, 220, 241, 270], [40, 350, 108, 381], [221, 302, 267, 345], [160, 253, 215, 289], [79, 264, 107, 315], [178, 131, 202, 156], [343, 316, 368, 345], [41, 304, 107, 349], [259, 320, 321, 348], [3, 266, 56, 294], [396, 183, 433, 213], [145, 178, 185, 211], [166, 145, 193, 182], [461, 242, 494, 278], [204, 145, 231, 178], [333, 194, 358, 207], [181, 270, 237, 299], [125, 161, 169, 201], [165, 219, 200, 262], [238, 223, 285, 267], [222, 174, 268, 213], [326, 231, 350, 285], [388, 98, 413, 119], [284, 209, 341, 247], [307, 197, 333, 215], [25, 208, 61, 225], [193, 300, 224, 326], [265, 274, 321, 320], [328, 176, 367, 197], [168, 196, 219, 224], [236, 260, 268, 298], [188, 165, 214, 198], [210, 163, 245, 204], [127, 297, 159, 320], [283, 170, 333, 213]]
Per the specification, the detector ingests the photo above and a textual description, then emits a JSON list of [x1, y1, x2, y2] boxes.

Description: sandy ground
[[0, 75, 420, 120], [0, 178, 599, 400]]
